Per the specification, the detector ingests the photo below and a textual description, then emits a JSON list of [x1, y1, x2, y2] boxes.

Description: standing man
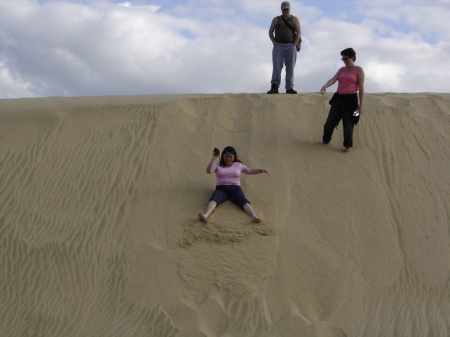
[[267, 1, 301, 94]]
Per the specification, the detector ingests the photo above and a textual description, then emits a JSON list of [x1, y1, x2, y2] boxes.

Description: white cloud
[[356, 0, 428, 6], [362, 4, 450, 40], [0, 0, 449, 98], [118, 2, 160, 11], [0, 62, 35, 98]]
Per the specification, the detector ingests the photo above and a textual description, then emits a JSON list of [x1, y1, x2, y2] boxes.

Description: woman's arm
[[320, 68, 342, 95], [242, 168, 270, 176], [206, 153, 219, 174], [357, 67, 365, 114]]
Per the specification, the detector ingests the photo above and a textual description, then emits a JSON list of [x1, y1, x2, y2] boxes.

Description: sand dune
[[1, 93, 450, 336]]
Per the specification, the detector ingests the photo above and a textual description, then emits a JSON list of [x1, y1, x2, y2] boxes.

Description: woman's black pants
[[322, 102, 355, 148]]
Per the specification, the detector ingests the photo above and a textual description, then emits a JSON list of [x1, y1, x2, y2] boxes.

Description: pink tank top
[[337, 66, 359, 94]]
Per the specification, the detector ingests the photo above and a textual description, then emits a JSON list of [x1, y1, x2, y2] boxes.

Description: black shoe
[[267, 84, 279, 94], [286, 88, 297, 94]]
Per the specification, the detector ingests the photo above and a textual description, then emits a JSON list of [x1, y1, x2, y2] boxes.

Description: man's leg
[[270, 44, 284, 87], [285, 44, 297, 90]]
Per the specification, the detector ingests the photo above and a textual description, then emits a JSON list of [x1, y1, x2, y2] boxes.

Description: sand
[[0, 92, 449, 336]]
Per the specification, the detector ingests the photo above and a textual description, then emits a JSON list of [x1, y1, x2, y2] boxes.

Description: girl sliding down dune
[[198, 146, 270, 223]]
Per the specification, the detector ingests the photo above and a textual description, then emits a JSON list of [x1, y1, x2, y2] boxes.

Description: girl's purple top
[[213, 162, 248, 186]]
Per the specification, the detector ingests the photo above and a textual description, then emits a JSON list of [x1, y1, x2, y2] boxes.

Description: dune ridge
[[1, 93, 449, 336]]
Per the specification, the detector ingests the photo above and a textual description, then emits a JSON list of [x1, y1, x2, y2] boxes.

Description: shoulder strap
[[280, 15, 296, 34]]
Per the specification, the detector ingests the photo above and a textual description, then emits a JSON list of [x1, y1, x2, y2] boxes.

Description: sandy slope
[[0, 93, 449, 337]]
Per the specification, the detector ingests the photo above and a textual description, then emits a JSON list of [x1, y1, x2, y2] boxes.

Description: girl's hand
[[212, 150, 219, 160]]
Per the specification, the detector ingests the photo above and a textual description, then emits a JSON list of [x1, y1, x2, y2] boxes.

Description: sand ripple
[[1, 93, 450, 336]]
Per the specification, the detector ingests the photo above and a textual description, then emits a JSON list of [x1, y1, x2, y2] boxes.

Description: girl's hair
[[219, 146, 243, 167], [341, 47, 356, 61]]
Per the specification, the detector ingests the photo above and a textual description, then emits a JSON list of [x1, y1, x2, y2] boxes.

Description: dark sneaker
[[267, 84, 279, 94], [286, 88, 297, 94]]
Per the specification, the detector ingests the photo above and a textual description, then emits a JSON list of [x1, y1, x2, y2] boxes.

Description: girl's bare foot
[[344, 147, 351, 152], [254, 216, 261, 223], [198, 213, 207, 222]]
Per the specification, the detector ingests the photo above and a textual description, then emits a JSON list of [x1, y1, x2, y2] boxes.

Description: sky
[[1, 0, 450, 98]]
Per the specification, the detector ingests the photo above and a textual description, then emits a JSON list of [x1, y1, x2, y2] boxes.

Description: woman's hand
[[357, 105, 364, 115], [320, 86, 327, 95], [211, 148, 220, 161], [206, 151, 219, 173], [262, 169, 270, 176]]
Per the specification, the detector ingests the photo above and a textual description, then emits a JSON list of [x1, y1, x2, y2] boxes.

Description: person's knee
[[210, 190, 227, 205], [231, 195, 249, 208], [209, 198, 220, 205], [236, 199, 250, 208], [324, 121, 338, 130]]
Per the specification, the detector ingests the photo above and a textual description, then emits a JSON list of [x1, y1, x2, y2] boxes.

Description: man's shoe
[[267, 84, 279, 94], [286, 88, 297, 94]]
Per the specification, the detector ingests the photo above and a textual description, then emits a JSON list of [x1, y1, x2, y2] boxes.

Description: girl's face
[[223, 152, 235, 167]]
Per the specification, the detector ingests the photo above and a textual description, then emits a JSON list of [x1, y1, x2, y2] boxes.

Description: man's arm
[[268, 17, 278, 45], [293, 16, 301, 45]]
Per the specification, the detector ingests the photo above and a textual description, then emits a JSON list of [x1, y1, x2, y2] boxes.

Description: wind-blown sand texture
[[1, 93, 450, 337]]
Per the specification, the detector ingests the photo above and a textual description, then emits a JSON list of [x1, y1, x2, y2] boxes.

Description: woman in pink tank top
[[319, 48, 365, 152]]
